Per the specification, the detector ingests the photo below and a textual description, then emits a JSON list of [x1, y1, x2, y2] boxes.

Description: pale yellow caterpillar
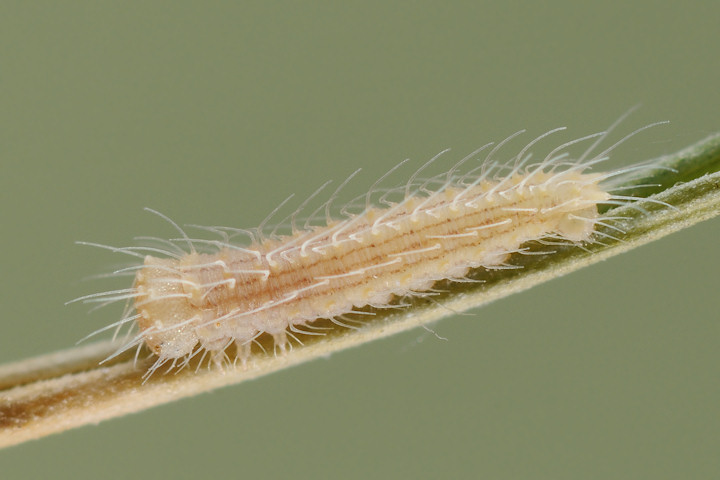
[[70, 117, 671, 378]]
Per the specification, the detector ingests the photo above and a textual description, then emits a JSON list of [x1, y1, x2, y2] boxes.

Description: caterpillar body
[[71, 120, 668, 378]]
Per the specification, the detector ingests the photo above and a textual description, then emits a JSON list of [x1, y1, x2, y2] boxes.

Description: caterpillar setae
[[70, 116, 671, 378]]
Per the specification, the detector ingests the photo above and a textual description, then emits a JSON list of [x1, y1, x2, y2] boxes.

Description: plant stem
[[1, 134, 719, 449]]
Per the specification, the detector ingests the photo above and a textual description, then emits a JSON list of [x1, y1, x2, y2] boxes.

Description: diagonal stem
[[1, 133, 719, 449]]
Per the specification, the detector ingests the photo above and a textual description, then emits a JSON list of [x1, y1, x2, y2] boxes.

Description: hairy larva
[[71, 117, 671, 378]]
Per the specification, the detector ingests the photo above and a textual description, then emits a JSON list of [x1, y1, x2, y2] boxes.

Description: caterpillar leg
[[272, 331, 290, 356]]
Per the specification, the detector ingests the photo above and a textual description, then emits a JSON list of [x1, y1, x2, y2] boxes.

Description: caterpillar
[[70, 117, 670, 378]]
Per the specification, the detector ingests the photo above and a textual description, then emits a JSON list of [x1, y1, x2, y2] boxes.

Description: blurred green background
[[1, 2, 718, 478]]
